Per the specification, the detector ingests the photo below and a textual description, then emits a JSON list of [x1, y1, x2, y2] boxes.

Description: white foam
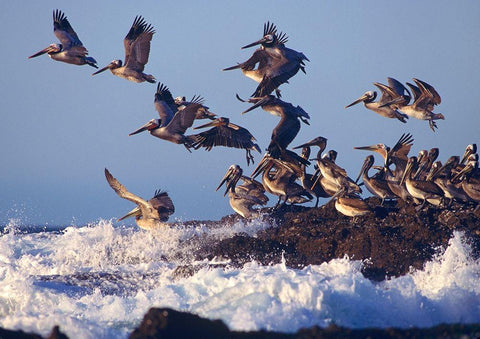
[[0, 219, 479, 339]]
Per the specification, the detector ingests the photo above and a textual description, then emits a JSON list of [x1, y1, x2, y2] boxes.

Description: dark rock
[[0, 326, 69, 339]]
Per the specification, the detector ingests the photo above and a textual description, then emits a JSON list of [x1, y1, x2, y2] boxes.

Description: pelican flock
[[29, 11, 478, 228]]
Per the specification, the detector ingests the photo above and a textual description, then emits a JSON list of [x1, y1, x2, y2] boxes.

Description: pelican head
[[355, 155, 375, 183], [400, 156, 418, 185], [118, 206, 141, 221], [461, 144, 477, 164], [216, 164, 243, 196], [92, 59, 122, 75], [28, 43, 62, 58], [242, 21, 279, 49], [129, 119, 160, 136], [293, 136, 328, 151], [345, 91, 377, 108], [354, 143, 389, 160]]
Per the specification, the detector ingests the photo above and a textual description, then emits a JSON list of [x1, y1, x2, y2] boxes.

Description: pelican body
[[223, 22, 309, 97], [105, 168, 174, 230], [190, 117, 261, 165], [29, 10, 97, 68], [356, 155, 395, 204], [452, 155, 480, 202], [334, 195, 371, 219], [92, 16, 155, 83], [217, 165, 268, 218]]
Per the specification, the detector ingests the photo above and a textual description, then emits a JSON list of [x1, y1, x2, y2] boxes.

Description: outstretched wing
[[53, 9, 86, 53], [124, 16, 155, 71], [104, 168, 150, 210], [154, 83, 176, 126], [165, 103, 200, 135]]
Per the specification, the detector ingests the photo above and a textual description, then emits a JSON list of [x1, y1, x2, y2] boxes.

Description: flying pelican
[[401, 156, 444, 209], [92, 16, 155, 83], [345, 77, 409, 123], [29, 10, 97, 68], [355, 155, 395, 205], [174, 95, 217, 120], [189, 117, 261, 165], [216, 165, 268, 218], [104, 168, 174, 230], [223, 22, 309, 97], [382, 78, 444, 131], [239, 94, 310, 165]]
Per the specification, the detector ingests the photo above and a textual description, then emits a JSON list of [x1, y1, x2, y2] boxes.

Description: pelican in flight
[[189, 117, 261, 165], [345, 77, 409, 123], [223, 22, 309, 97], [29, 9, 97, 68], [382, 78, 444, 131], [92, 16, 155, 83], [239, 94, 310, 165], [217, 165, 268, 218], [104, 168, 174, 230], [129, 83, 207, 150]]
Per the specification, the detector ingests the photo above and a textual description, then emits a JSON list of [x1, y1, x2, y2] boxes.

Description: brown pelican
[[216, 165, 268, 218], [189, 117, 261, 165], [355, 155, 395, 205], [452, 154, 480, 203], [29, 10, 97, 68], [426, 157, 469, 204], [174, 95, 216, 120], [345, 78, 409, 123], [330, 188, 371, 220], [104, 168, 174, 230], [401, 156, 444, 208], [413, 148, 439, 180], [129, 95, 204, 151], [92, 16, 155, 83], [382, 78, 444, 131], [223, 22, 309, 97], [239, 94, 310, 165], [461, 144, 477, 165], [355, 133, 414, 201]]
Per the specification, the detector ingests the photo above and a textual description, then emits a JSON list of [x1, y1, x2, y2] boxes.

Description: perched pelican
[[216, 165, 268, 218], [345, 78, 409, 123], [129, 96, 203, 151], [426, 157, 469, 204], [29, 10, 97, 68], [189, 117, 261, 165], [104, 168, 174, 230], [355, 133, 414, 201], [330, 188, 371, 220], [401, 156, 444, 208], [223, 22, 309, 97], [452, 154, 480, 203], [240, 94, 310, 164], [92, 16, 155, 83], [355, 155, 395, 205], [461, 144, 477, 165], [382, 78, 444, 131]]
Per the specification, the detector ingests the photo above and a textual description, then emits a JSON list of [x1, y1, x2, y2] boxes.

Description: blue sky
[[1, 1, 479, 225]]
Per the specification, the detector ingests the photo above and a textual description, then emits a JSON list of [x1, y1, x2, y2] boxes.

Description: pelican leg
[[246, 150, 255, 166], [274, 88, 282, 98], [428, 120, 438, 132], [183, 144, 193, 153], [315, 197, 319, 208]]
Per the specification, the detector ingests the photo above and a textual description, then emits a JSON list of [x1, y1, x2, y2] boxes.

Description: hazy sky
[[1, 1, 479, 226]]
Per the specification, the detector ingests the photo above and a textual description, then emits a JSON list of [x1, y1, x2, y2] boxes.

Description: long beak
[[129, 121, 156, 136], [461, 148, 474, 165], [193, 120, 217, 130], [345, 93, 369, 108], [353, 145, 377, 152], [28, 46, 51, 59], [216, 168, 234, 193], [251, 155, 270, 179], [92, 64, 110, 76], [242, 96, 269, 114], [400, 161, 412, 186], [118, 206, 141, 221], [451, 163, 473, 183], [241, 38, 267, 49], [355, 160, 369, 184], [222, 64, 242, 71]]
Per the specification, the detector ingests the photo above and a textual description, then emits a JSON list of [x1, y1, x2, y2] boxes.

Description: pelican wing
[[191, 124, 260, 152], [406, 82, 422, 104], [387, 77, 411, 98], [105, 168, 151, 211], [373, 82, 398, 106], [223, 49, 270, 71], [165, 103, 200, 135], [413, 78, 441, 105], [53, 9, 83, 49], [149, 190, 175, 221], [390, 133, 414, 160], [124, 16, 155, 71], [154, 83, 176, 126]]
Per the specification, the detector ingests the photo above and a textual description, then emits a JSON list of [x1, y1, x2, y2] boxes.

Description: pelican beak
[[400, 160, 413, 186], [242, 37, 268, 49], [129, 120, 157, 136], [118, 206, 141, 221], [28, 46, 53, 59], [216, 168, 233, 193], [353, 145, 377, 152], [242, 96, 269, 114], [345, 93, 369, 108], [92, 64, 110, 76], [193, 120, 217, 130]]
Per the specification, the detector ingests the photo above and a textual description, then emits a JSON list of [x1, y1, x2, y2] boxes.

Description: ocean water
[[0, 217, 479, 339]]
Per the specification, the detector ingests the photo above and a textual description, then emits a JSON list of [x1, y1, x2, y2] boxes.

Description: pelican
[[355, 133, 414, 201], [223, 22, 309, 97], [426, 157, 469, 204], [240, 94, 310, 165], [401, 156, 444, 208], [461, 144, 477, 165], [92, 16, 155, 83], [330, 188, 371, 220], [452, 154, 480, 203], [104, 168, 174, 230], [382, 78, 444, 131], [174, 95, 216, 120], [189, 117, 261, 165], [29, 10, 97, 68], [129, 90, 203, 150], [355, 155, 395, 205], [345, 77, 409, 123], [216, 165, 268, 218]]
